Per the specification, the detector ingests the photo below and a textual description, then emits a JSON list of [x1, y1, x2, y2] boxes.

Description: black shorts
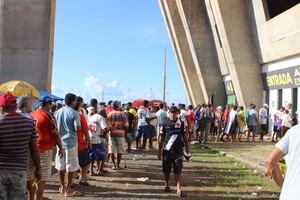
[[78, 148, 91, 168], [162, 150, 183, 175], [273, 126, 280, 133], [261, 124, 268, 132]]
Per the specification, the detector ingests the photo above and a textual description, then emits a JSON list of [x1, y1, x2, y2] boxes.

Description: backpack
[[201, 108, 212, 122]]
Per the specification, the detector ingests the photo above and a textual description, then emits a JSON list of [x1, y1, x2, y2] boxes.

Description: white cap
[[216, 106, 222, 110], [263, 103, 269, 108]]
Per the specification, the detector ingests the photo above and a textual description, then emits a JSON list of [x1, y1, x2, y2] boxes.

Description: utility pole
[[101, 91, 104, 102], [163, 49, 166, 102], [150, 88, 152, 100]]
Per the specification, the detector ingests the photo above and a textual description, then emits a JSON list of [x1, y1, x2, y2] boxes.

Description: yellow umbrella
[[0, 80, 40, 99]]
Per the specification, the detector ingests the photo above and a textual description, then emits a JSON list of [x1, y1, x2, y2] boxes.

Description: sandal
[[164, 186, 171, 193], [58, 187, 65, 194], [65, 190, 81, 197], [177, 191, 187, 197], [79, 181, 89, 186], [96, 171, 104, 176]]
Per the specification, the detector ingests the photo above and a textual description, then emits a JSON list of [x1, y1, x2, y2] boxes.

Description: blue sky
[[52, 0, 187, 105]]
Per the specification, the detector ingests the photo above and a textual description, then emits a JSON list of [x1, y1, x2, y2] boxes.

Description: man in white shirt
[[259, 103, 269, 142], [265, 124, 300, 200], [136, 100, 150, 150], [88, 111, 108, 175]]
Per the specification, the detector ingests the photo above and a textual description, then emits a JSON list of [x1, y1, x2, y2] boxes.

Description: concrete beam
[[0, 0, 55, 92]]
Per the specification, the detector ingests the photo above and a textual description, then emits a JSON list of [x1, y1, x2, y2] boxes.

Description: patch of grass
[[184, 143, 280, 199]]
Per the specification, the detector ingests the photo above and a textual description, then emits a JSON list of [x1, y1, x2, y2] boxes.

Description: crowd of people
[[0, 90, 298, 199]]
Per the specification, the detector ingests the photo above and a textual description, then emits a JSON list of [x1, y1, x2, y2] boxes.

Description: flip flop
[[116, 166, 122, 170], [164, 186, 171, 193], [96, 171, 105, 176], [112, 166, 117, 170], [79, 181, 89, 186], [65, 190, 81, 197], [177, 191, 187, 197], [58, 187, 65, 194]]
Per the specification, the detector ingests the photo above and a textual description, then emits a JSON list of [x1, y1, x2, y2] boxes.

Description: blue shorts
[[248, 125, 258, 133], [89, 143, 106, 161], [78, 148, 91, 168], [136, 125, 150, 139]]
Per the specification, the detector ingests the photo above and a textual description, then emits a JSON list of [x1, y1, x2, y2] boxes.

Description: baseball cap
[[0, 92, 17, 106], [169, 106, 179, 113], [263, 103, 269, 108], [216, 106, 222, 111], [40, 95, 53, 105]]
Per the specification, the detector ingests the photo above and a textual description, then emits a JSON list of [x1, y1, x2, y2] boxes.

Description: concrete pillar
[[0, 0, 55, 92], [209, 0, 264, 107], [159, 0, 226, 106]]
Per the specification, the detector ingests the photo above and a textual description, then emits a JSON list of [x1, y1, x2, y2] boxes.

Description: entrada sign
[[263, 66, 300, 90]]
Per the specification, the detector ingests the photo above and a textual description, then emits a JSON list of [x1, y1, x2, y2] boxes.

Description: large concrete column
[[159, 0, 225, 106], [176, 0, 225, 106], [0, 0, 55, 92], [211, 0, 263, 106]]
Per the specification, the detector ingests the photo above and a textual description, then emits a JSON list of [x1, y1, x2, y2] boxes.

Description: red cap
[[0, 92, 18, 106]]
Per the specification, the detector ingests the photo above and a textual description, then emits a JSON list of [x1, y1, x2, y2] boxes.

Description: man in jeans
[[55, 93, 81, 197], [0, 92, 41, 199]]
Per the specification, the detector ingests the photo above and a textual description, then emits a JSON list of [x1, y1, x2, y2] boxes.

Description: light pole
[[163, 49, 166, 102]]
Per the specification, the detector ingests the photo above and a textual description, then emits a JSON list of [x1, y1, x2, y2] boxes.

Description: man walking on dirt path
[[157, 106, 189, 197]]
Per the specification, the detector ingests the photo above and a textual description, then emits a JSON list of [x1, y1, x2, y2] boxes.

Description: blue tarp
[[38, 90, 64, 101]]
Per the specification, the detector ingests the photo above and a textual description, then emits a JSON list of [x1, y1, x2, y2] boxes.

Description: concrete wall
[[159, 0, 226, 106], [160, 0, 264, 108], [251, 1, 300, 63], [0, 0, 55, 92], [216, 0, 263, 107]]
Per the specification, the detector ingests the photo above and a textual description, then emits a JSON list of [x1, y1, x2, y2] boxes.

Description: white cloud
[[52, 74, 185, 106], [84, 75, 103, 94]]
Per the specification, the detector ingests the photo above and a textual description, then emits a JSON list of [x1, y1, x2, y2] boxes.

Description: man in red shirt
[[75, 97, 91, 185], [30, 96, 64, 199]]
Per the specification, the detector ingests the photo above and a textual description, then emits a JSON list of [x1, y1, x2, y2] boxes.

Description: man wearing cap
[[30, 96, 64, 199], [0, 92, 42, 199], [259, 103, 269, 142], [107, 101, 128, 170], [55, 93, 81, 197], [157, 106, 189, 197]]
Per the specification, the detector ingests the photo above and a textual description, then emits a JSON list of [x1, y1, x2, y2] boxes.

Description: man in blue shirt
[[55, 93, 81, 197]]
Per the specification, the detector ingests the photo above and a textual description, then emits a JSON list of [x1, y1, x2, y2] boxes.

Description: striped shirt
[[107, 110, 128, 138], [0, 113, 37, 171]]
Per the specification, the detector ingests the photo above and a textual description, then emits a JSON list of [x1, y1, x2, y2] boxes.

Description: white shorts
[[55, 146, 79, 172], [40, 150, 53, 181], [108, 137, 125, 154], [239, 126, 245, 133]]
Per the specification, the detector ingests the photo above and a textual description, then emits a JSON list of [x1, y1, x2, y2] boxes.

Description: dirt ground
[[43, 139, 279, 200], [44, 144, 195, 200]]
